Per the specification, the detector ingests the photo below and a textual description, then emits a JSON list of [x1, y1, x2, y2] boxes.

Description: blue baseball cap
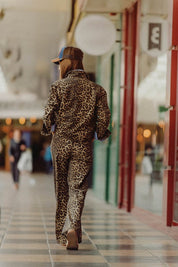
[[51, 46, 83, 65]]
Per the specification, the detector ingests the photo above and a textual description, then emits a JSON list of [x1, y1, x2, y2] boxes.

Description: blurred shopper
[[41, 47, 111, 250], [42, 142, 53, 174], [9, 129, 26, 190], [0, 139, 4, 167], [141, 144, 154, 186]]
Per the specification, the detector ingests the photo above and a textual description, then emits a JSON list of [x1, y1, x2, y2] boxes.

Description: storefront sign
[[140, 16, 168, 57], [148, 23, 161, 50]]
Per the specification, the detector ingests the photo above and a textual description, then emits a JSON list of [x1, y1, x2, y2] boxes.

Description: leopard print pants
[[51, 134, 93, 245]]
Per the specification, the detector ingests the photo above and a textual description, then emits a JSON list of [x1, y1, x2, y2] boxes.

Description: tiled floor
[[0, 172, 178, 266], [135, 174, 163, 215]]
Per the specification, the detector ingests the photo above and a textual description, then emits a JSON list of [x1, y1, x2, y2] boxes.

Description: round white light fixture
[[75, 15, 116, 56]]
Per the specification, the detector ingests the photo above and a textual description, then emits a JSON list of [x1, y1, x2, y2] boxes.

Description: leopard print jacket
[[41, 70, 111, 142]]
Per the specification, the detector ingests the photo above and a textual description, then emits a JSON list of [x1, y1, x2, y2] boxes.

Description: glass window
[[135, 53, 167, 215]]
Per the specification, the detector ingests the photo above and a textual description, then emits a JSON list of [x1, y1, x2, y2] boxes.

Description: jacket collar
[[64, 69, 88, 79]]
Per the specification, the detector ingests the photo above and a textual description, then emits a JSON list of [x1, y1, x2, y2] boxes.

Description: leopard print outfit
[[41, 70, 111, 245]]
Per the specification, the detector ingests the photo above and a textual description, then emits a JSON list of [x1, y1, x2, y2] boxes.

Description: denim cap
[[51, 46, 83, 65]]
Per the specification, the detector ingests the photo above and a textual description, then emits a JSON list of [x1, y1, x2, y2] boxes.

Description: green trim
[[93, 141, 96, 191], [115, 14, 122, 204], [105, 54, 114, 202], [93, 56, 101, 192], [159, 105, 168, 112], [96, 56, 101, 84]]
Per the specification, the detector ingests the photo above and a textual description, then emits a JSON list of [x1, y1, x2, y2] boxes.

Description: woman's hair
[[60, 58, 84, 79], [63, 46, 83, 62]]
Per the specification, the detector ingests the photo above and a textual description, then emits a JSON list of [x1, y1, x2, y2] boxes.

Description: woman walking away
[[41, 46, 111, 250], [9, 129, 26, 190]]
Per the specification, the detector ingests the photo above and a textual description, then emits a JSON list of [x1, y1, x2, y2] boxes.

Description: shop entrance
[[135, 54, 167, 216]]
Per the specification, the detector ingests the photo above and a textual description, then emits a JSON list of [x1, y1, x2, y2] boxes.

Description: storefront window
[[135, 54, 167, 215]]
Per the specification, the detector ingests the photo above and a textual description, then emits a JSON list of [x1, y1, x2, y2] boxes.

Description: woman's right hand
[[10, 155, 15, 162]]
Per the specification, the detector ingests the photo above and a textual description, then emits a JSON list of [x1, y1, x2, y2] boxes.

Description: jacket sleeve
[[9, 140, 13, 156], [95, 87, 111, 140], [41, 83, 60, 136]]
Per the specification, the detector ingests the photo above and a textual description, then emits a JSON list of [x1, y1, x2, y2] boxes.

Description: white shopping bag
[[17, 149, 33, 172], [141, 156, 153, 175]]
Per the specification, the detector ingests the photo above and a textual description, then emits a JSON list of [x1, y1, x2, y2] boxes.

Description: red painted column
[[119, 1, 140, 212], [119, 10, 128, 209], [164, 0, 178, 226]]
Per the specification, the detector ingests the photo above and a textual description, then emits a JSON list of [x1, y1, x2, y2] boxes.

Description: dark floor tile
[[84, 219, 124, 223], [0, 249, 49, 255], [50, 249, 99, 255], [88, 235, 130, 240], [9, 224, 43, 227], [0, 263, 51, 267], [0, 228, 6, 231], [83, 212, 127, 216], [84, 228, 121, 232], [10, 215, 41, 218], [96, 244, 143, 250], [105, 256, 162, 263], [83, 222, 142, 227], [131, 235, 172, 240], [48, 240, 56, 244], [142, 244, 178, 250], [123, 229, 153, 232], [46, 231, 87, 236], [7, 225, 43, 229], [7, 231, 46, 234], [83, 223, 118, 226], [83, 216, 126, 220], [53, 263, 109, 267], [48, 239, 91, 245], [0, 235, 4, 246], [11, 219, 43, 222], [160, 256, 178, 263], [4, 239, 47, 244], [79, 239, 92, 245]]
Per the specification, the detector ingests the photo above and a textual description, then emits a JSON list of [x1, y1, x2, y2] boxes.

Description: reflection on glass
[[135, 54, 167, 215]]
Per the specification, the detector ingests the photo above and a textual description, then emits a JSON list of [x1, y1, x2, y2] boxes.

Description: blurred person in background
[[141, 144, 154, 186], [41, 46, 111, 250], [41, 142, 53, 174], [0, 140, 4, 167], [9, 129, 26, 190]]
